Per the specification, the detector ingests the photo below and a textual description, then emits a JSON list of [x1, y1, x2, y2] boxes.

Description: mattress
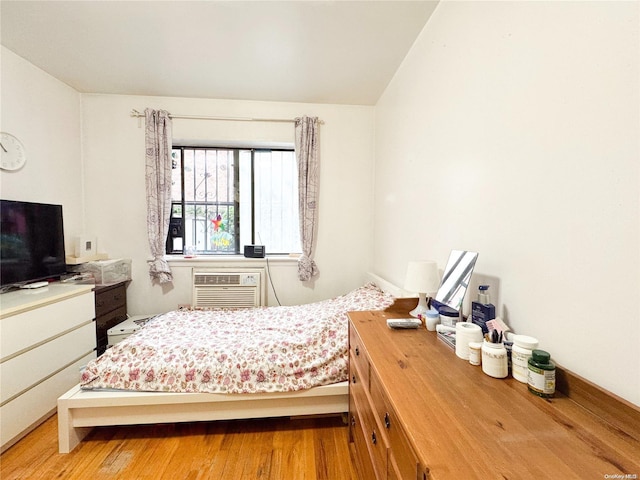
[[80, 283, 394, 394]]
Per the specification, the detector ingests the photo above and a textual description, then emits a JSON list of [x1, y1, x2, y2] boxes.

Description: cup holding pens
[[481, 340, 508, 378]]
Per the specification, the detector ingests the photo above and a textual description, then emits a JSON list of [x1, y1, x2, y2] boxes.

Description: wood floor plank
[[1, 414, 358, 480]]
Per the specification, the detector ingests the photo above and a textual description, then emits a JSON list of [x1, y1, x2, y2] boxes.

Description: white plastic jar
[[511, 335, 539, 383], [481, 340, 508, 378], [424, 308, 440, 331], [468, 341, 482, 366]]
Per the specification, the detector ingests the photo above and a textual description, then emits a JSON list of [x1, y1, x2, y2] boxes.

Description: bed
[[58, 275, 406, 453]]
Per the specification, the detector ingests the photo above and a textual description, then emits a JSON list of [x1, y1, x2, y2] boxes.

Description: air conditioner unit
[[192, 268, 266, 308]]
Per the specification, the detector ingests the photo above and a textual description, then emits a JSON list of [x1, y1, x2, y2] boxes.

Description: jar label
[[483, 350, 505, 359], [469, 348, 481, 366], [528, 366, 556, 395], [512, 351, 531, 381]]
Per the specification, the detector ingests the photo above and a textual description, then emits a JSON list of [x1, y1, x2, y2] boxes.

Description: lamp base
[[409, 293, 429, 318]]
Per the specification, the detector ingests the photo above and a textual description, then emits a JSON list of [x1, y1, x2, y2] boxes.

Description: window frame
[[166, 145, 300, 256]]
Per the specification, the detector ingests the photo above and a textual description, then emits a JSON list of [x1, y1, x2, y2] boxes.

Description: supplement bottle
[[512, 335, 539, 383], [527, 349, 555, 398]]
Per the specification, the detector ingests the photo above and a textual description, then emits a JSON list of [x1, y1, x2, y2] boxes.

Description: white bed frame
[[58, 381, 348, 453], [57, 273, 403, 453]]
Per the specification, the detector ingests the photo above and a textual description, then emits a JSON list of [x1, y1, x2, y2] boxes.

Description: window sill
[[166, 254, 300, 266]]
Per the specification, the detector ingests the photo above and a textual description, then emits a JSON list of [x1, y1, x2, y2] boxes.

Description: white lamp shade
[[405, 260, 440, 318], [404, 260, 440, 295]]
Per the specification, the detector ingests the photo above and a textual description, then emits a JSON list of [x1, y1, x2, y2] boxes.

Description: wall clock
[[0, 132, 26, 171]]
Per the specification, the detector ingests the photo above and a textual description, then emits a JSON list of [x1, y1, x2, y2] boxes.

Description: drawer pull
[[351, 415, 356, 427], [371, 431, 377, 445], [384, 412, 391, 429], [355, 347, 360, 356], [352, 375, 357, 384]]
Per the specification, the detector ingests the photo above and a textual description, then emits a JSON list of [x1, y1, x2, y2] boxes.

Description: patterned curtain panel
[[145, 108, 173, 284], [294, 116, 320, 281]]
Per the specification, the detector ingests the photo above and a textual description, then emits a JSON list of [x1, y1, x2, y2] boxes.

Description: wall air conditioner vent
[[192, 269, 266, 308], [193, 273, 241, 286]]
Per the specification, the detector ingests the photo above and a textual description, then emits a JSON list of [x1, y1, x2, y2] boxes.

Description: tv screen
[[0, 199, 67, 288]]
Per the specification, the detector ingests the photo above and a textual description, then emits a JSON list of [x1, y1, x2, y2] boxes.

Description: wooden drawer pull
[[384, 412, 391, 429], [352, 375, 357, 384], [371, 431, 377, 445], [355, 347, 360, 356]]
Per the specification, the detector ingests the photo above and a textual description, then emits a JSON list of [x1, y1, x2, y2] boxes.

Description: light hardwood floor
[[1, 414, 360, 479]]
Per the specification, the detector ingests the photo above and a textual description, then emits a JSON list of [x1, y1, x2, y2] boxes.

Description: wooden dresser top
[[348, 310, 640, 479]]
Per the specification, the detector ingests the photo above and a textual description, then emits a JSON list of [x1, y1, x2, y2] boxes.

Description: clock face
[[0, 132, 26, 171]]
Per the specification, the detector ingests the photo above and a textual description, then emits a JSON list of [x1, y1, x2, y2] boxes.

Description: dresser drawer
[[389, 462, 401, 480], [95, 283, 127, 317], [349, 322, 370, 388], [1, 291, 94, 361], [349, 353, 369, 417], [95, 305, 127, 352], [359, 390, 388, 480], [371, 370, 419, 480], [96, 305, 128, 331], [349, 395, 377, 480], [1, 321, 94, 404]]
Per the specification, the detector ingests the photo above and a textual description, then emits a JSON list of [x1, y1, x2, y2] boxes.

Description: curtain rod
[[130, 109, 323, 124]]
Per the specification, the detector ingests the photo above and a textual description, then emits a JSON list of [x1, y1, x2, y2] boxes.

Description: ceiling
[[1, 1, 438, 106]]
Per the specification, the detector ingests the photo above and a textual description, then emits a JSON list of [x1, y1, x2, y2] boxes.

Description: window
[[166, 147, 301, 255]]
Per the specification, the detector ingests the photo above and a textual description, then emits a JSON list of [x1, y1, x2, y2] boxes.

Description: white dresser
[[0, 283, 96, 452]]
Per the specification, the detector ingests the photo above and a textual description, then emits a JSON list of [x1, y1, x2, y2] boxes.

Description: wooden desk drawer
[[371, 371, 419, 480], [349, 323, 369, 388]]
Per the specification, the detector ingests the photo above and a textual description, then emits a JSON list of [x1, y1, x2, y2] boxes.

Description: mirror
[[432, 250, 478, 312]]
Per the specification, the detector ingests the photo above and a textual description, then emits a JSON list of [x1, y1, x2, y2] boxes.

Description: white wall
[[374, 1, 639, 405], [81, 94, 376, 314], [0, 46, 84, 244], [5, 2, 637, 405]]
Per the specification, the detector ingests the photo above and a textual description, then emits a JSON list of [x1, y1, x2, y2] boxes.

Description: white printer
[[107, 314, 153, 346]]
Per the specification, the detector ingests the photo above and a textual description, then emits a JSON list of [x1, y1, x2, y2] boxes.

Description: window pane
[[210, 204, 235, 253], [181, 148, 238, 254], [184, 149, 196, 202], [239, 150, 253, 249], [168, 147, 299, 255], [170, 149, 182, 202], [254, 150, 301, 254]]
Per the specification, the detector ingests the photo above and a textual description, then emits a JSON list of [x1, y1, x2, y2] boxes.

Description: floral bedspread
[[80, 283, 394, 394]]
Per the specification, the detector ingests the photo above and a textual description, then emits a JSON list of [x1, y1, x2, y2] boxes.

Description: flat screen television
[[0, 199, 67, 289]]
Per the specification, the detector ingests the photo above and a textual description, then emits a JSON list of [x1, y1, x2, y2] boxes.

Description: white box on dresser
[[0, 283, 96, 452]]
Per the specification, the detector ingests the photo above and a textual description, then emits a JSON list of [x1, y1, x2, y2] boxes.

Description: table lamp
[[404, 260, 440, 318]]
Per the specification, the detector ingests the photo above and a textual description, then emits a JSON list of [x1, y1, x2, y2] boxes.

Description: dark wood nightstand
[[94, 281, 128, 355]]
